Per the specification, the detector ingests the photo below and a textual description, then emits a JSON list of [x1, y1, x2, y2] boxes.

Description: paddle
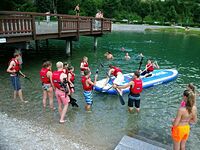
[[115, 87, 125, 105], [18, 71, 33, 83], [104, 72, 125, 105], [138, 56, 144, 71]]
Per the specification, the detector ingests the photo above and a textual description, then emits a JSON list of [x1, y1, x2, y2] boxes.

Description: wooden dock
[[0, 11, 112, 54], [115, 135, 171, 150]]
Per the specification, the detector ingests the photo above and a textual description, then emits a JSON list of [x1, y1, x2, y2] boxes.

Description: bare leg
[[43, 90, 47, 110], [18, 89, 25, 102], [58, 103, 62, 117], [47, 87, 54, 111], [13, 91, 17, 100], [180, 140, 187, 150], [173, 141, 180, 150], [128, 107, 133, 113], [136, 108, 140, 113], [85, 104, 91, 111], [60, 103, 68, 122]]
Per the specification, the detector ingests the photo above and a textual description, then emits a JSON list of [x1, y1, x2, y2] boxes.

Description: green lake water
[[0, 31, 200, 149]]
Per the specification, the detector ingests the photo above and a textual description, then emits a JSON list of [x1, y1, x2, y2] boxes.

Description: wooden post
[[58, 16, 61, 38], [31, 15, 36, 40], [94, 36, 98, 50], [65, 40, 71, 56], [35, 40, 39, 52], [101, 18, 103, 33], [46, 39, 49, 48]]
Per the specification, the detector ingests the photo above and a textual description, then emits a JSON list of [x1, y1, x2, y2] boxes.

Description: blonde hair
[[56, 61, 63, 69], [185, 90, 195, 114]]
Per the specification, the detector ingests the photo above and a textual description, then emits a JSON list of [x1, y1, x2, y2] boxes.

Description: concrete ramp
[[115, 135, 171, 150]]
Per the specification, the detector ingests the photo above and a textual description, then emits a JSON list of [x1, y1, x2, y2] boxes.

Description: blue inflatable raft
[[94, 69, 178, 95]]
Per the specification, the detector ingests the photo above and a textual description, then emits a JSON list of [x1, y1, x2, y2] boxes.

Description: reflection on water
[[0, 31, 200, 149]]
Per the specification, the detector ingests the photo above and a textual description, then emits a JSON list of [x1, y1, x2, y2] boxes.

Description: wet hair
[[63, 62, 68, 67], [183, 89, 190, 97], [109, 64, 113, 68], [188, 83, 196, 93], [134, 71, 140, 78], [84, 69, 90, 76], [42, 61, 52, 68], [68, 65, 74, 71], [108, 51, 112, 54], [184, 90, 195, 114]]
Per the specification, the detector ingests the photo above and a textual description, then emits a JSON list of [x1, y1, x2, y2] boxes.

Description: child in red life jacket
[[141, 59, 159, 77], [114, 71, 143, 113], [39, 61, 55, 111], [81, 70, 98, 111], [7, 51, 27, 103], [80, 56, 90, 76], [52, 61, 70, 123]]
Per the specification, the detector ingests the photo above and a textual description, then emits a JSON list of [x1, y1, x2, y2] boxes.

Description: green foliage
[[1, 0, 200, 26]]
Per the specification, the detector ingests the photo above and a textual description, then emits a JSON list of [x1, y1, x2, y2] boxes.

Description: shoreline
[[111, 24, 200, 34], [0, 112, 92, 150], [112, 24, 173, 31]]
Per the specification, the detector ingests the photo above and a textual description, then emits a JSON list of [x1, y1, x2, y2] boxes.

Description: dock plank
[[115, 135, 170, 150]]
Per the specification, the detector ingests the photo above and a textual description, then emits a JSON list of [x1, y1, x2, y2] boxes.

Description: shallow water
[[0, 31, 200, 149]]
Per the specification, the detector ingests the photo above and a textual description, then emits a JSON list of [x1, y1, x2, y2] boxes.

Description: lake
[[0, 30, 200, 149]]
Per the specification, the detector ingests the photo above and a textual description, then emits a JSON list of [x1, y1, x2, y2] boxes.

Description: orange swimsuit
[[171, 124, 190, 142]]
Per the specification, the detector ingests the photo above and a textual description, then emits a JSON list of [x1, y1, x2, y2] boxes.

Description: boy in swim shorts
[[81, 70, 98, 111]]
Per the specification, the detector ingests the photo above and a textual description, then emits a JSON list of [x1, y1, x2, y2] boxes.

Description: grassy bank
[[145, 27, 200, 36]]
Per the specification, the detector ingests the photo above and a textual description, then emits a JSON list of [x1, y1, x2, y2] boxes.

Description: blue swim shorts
[[83, 91, 93, 105], [10, 75, 21, 91]]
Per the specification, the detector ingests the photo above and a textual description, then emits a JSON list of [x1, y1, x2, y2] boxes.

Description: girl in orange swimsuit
[[171, 90, 197, 150]]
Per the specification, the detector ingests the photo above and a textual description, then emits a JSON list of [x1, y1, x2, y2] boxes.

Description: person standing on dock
[[7, 51, 28, 103], [171, 90, 197, 150], [81, 70, 98, 111], [74, 4, 80, 16], [80, 56, 90, 75], [40, 61, 54, 111], [114, 71, 142, 113], [52, 62, 70, 123]]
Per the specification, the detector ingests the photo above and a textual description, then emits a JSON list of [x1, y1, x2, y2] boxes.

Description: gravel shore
[[0, 112, 91, 150]]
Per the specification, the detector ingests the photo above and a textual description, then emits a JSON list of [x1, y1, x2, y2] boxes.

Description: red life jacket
[[9, 58, 20, 72], [68, 72, 75, 83], [40, 68, 50, 84], [147, 63, 154, 72], [112, 66, 122, 77], [52, 70, 63, 89], [80, 61, 89, 71], [63, 68, 68, 74], [81, 76, 93, 91], [130, 78, 143, 94]]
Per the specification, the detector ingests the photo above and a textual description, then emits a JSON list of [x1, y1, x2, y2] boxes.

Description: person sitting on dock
[[114, 71, 142, 113], [7, 51, 28, 103], [140, 59, 159, 77], [40, 61, 55, 111], [80, 56, 90, 75], [81, 70, 98, 111], [104, 51, 114, 60], [52, 61, 70, 123]]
